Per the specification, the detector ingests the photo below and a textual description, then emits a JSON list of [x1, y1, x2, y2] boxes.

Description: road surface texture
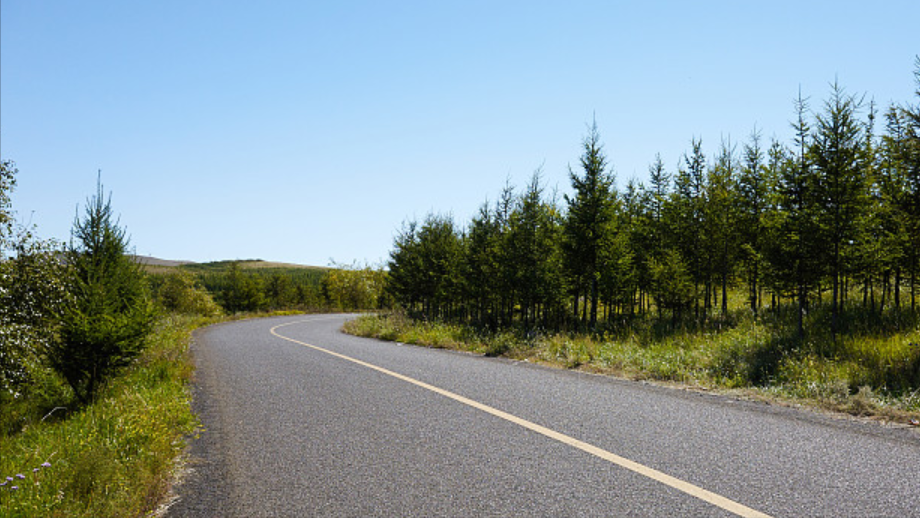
[[165, 314, 919, 517]]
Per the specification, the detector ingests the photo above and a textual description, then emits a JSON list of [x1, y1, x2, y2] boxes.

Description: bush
[[1, 159, 70, 402], [154, 271, 222, 316]]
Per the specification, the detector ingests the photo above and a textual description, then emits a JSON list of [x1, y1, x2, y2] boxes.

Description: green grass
[[0, 314, 209, 518], [344, 309, 920, 423]]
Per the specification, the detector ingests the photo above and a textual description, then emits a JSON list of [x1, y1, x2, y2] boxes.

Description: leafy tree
[[1, 160, 71, 399], [1, 159, 15, 243], [323, 262, 386, 310], [154, 270, 222, 316], [50, 178, 155, 403]]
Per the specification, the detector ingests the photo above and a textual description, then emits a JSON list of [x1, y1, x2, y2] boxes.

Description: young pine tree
[[51, 177, 155, 403]]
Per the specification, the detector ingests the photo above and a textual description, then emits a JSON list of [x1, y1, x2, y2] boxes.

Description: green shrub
[[154, 271, 222, 316]]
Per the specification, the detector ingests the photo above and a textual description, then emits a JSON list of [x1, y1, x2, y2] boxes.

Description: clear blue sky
[[2, 1, 918, 267]]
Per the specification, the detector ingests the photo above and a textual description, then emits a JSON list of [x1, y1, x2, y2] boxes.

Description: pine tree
[[563, 121, 616, 329], [739, 128, 768, 314], [51, 177, 155, 403], [707, 138, 740, 319], [811, 81, 866, 337]]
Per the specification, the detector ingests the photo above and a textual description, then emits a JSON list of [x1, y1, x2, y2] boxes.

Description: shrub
[[154, 271, 222, 316]]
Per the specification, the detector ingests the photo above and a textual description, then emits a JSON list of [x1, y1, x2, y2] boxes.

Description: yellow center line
[[270, 320, 773, 518]]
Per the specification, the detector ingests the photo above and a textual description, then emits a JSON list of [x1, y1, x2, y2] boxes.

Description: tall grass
[[345, 307, 920, 421], [0, 315, 205, 518]]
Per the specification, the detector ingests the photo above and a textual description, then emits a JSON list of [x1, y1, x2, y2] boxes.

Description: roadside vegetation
[[0, 161, 384, 516], [350, 60, 920, 424]]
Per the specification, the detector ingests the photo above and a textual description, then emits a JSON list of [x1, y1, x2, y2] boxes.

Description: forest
[[386, 62, 920, 345]]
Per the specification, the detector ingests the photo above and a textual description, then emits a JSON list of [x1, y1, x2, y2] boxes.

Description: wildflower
[[41, 462, 51, 468], [15, 474, 25, 480], [10, 486, 18, 491], [4, 476, 11, 482]]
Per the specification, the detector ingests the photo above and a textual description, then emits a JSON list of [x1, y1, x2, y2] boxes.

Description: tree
[[1, 160, 71, 399], [463, 202, 501, 327], [323, 262, 386, 310], [220, 261, 266, 313], [154, 270, 222, 316], [766, 91, 823, 339], [738, 128, 768, 314], [50, 177, 155, 403], [564, 121, 616, 329], [1, 159, 15, 244], [648, 248, 693, 326], [899, 57, 920, 309], [811, 81, 866, 337], [673, 138, 707, 319], [706, 138, 741, 319], [507, 170, 566, 329]]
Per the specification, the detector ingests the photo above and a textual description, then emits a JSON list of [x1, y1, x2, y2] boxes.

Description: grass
[[0, 314, 210, 518], [344, 309, 920, 424]]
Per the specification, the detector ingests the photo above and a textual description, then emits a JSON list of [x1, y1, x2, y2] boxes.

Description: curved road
[[166, 314, 919, 517]]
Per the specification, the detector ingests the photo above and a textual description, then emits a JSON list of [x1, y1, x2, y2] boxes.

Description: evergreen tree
[[463, 202, 501, 327], [673, 138, 707, 319], [899, 57, 920, 309], [739, 128, 768, 314], [706, 138, 741, 319], [387, 220, 423, 313], [767, 92, 823, 339], [51, 177, 155, 403], [563, 121, 616, 329], [811, 81, 866, 337], [508, 170, 565, 329], [220, 261, 266, 313]]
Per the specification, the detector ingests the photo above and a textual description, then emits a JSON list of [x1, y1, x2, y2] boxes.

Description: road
[[165, 314, 919, 517]]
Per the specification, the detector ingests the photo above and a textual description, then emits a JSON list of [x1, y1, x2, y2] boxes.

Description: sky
[[2, 1, 918, 267]]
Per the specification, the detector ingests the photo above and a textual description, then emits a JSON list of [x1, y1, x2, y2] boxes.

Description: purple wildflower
[[41, 462, 51, 468], [4, 476, 11, 482], [0, 481, 7, 487], [15, 474, 25, 480], [33, 468, 40, 473], [10, 486, 18, 491]]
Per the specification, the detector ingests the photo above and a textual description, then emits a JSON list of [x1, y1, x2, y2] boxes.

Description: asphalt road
[[166, 314, 920, 517]]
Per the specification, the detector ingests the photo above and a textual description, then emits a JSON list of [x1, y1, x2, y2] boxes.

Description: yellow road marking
[[270, 320, 773, 518]]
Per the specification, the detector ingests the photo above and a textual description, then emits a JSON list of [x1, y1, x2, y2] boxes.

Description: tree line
[[386, 62, 920, 339], [0, 168, 385, 407]]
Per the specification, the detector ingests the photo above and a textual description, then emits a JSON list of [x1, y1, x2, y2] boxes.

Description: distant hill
[[134, 256, 329, 272], [133, 255, 196, 268]]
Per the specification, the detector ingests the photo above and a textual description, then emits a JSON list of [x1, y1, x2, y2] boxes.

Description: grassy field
[[0, 314, 211, 517], [344, 307, 920, 424]]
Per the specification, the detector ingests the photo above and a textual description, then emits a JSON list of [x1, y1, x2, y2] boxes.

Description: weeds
[[0, 314, 204, 518], [346, 309, 920, 422]]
